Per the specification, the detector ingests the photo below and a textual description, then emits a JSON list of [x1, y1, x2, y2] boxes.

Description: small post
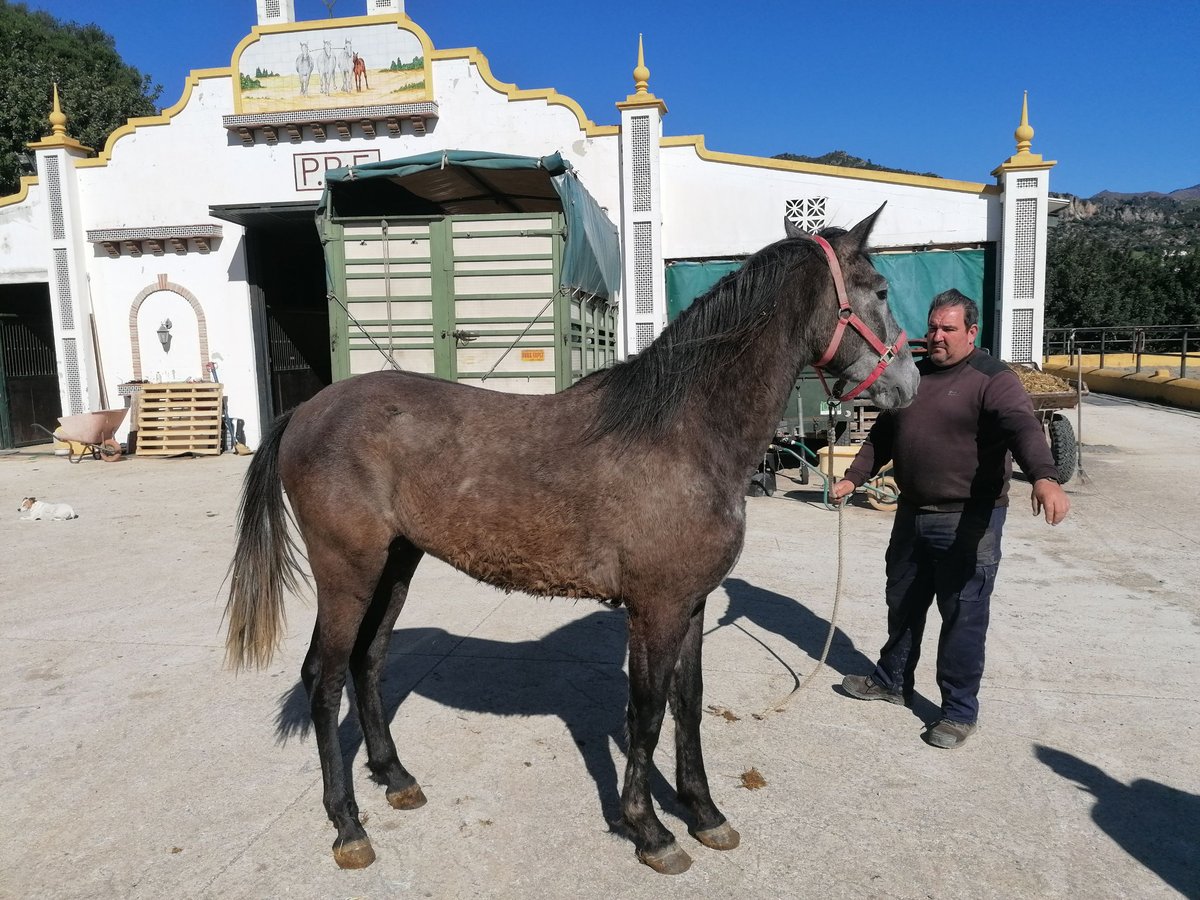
[[1181, 328, 1189, 379]]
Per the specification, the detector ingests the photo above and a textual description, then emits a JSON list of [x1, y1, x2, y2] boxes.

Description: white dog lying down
[[18, 497, 78, 520]]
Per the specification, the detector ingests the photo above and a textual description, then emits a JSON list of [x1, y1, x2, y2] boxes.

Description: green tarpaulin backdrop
[[666, 248, 996, 349]]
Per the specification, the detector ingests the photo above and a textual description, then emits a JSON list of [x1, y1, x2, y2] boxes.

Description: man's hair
[[928, 289, 979, 329]]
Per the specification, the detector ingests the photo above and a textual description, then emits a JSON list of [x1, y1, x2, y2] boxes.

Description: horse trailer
[[318, 151, 621, 394]]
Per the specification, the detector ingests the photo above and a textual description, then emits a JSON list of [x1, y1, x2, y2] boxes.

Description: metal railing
[[1045, 324, 1199, 378]]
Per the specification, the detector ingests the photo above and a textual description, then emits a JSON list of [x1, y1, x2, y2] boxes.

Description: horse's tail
[[223, 409, 305, 672]]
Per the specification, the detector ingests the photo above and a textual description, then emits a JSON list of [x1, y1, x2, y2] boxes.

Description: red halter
[[806, 234, 907, 403]]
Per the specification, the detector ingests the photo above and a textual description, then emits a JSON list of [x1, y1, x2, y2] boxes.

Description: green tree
[[0, 0, 161, 196]]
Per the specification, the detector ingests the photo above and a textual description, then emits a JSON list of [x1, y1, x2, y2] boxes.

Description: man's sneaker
[[841, 674, 907, 705], [926, 719, 978, 749]]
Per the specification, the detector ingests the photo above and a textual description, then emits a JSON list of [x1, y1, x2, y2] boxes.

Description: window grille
[[630, 116, 652, 213], [1014, 198, 1037, 300], [785, 197, 827, 232], [53, 248, 75, 329], [1011, 308, 1034, 362], [46, 157, 65, 240], [62, 337, 83, 414], [636, 322, 654, 353], [634, 222, 653, 315]]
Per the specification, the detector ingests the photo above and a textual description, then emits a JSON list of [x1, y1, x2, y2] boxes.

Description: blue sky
[[20, 0, 1199, 198]]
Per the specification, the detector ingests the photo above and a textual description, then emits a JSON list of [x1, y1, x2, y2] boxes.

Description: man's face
[[926, 304, 979, 367]]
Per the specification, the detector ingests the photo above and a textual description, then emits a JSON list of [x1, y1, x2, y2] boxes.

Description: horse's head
[[786, 205, 919, 409]]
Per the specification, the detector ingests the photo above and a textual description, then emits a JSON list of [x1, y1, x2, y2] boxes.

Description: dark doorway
[[0, 283, 61, 448], [248, 221, 330, 414], [214, 202, 330, 425]]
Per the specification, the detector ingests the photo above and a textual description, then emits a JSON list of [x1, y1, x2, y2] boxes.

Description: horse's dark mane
[[583, 233, 837, 444]]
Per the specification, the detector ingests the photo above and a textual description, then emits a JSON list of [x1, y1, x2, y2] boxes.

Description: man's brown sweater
[[843, 350, 1059, 511]]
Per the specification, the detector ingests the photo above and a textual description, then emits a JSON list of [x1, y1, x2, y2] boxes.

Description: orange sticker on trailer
[[521, 349, 545, 362]]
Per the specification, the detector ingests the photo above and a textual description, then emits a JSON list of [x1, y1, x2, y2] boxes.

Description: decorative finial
[[26, 81, 92, 154], [49, 83, 68, 136], [1014, 90, 1034, 156], [632, 34, 650, 95]]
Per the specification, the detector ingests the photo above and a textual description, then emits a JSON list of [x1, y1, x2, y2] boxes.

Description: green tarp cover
[[666, 249, 994, 348], [320, 150, 621, 300], [870, 250, 992, 346]]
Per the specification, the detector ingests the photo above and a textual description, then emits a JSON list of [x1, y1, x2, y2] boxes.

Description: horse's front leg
[[670, 598, 740, 851], [622, 605, 693, 875]]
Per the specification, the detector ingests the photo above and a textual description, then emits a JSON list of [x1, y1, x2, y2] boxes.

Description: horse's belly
[[436, 541, 619, 601]]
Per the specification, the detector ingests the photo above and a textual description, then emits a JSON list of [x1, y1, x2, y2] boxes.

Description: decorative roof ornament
[[992, 91, 1054, 175], [1013, 90, 1035, 156], [27, 83, 93, 153], [633, 34, 650, 95], [49, 83, 69, 136], [616, 34, 667, 114]]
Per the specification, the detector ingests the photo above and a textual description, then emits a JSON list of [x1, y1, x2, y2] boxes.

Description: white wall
[[658, 144, 998, 259]]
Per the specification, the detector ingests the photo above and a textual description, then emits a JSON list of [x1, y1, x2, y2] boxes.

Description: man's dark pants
[[869, 503, 1007, 724]]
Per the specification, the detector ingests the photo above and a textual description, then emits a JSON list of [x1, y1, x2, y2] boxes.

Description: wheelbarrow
[[34, 408, 129, 463]]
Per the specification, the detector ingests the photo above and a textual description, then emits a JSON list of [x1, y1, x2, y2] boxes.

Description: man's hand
[[830, 478, 856, 501], [1032, 478, 1070, 525]]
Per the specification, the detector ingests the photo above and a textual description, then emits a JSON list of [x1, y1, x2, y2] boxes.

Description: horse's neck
[[686, 300, 819, 473]]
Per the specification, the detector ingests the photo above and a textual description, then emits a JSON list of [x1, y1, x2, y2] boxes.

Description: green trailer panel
[[325, 212, 617, 393]]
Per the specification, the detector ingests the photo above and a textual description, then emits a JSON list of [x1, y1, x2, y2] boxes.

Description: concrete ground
[[1, 394, 1197, 899]]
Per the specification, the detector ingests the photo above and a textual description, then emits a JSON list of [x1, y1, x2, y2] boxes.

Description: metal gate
[[0, 294, 62, 447]]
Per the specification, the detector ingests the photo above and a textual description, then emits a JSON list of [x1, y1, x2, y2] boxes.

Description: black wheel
[[1048, 414, 1076, 484]]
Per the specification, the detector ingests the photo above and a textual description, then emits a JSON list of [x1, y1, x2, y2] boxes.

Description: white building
[[0, 0, 1055, 450]]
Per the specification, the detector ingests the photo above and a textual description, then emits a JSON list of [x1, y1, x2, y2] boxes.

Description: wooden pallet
[[135, 382, 223, 456], [847, 402, 880, 443]]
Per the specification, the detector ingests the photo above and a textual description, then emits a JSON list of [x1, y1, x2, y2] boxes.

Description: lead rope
[[754, 496, 847, 718], [755, 409, 849, 719]]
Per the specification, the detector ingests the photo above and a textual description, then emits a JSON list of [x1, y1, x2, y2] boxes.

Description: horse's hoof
[[637, 842, 692, 875], [692, 821, 740, 851], [332, 837, 376, 869], [386, 784, 427, 810]]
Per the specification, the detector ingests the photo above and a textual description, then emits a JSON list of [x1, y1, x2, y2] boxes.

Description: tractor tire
[[1048, 414, 1076, 484]]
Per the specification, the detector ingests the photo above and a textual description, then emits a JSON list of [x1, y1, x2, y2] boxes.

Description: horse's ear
[[845, 202, 887, 250], [783, 217, 807, 240]]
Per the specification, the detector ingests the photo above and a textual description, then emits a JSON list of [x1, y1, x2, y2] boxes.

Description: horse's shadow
[[1036, 745, 1199, 896], [718, 577, 939, 721], [274, 608, 689, 835]]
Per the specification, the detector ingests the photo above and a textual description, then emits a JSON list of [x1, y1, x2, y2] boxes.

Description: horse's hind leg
[[622, 603, 695, 875], [305, 540, 392, 869], [670, 598, 739, 851], [349, 538, 427, 811]]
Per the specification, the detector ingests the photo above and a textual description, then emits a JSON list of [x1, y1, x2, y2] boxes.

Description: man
[[831, 289, 1070, 749]]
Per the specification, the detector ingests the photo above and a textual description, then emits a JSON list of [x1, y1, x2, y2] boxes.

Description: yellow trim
[[661, 135, 1000, 195], [432, 47, 618, 138], [230, 14, 436, 113], [75, 68, 229, 169], [992, 156, 1056, 175], [0, 174, 38, 209], [615, 95, 667, 114]]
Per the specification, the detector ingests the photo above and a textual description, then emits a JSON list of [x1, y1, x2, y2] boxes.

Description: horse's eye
[[876, 289, 888, 302]]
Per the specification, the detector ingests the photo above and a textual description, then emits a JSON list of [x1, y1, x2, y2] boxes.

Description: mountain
[[772, 150, 939, 179], [1049, 189, 1200, 249], [1091, 185, 1200, 202]]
